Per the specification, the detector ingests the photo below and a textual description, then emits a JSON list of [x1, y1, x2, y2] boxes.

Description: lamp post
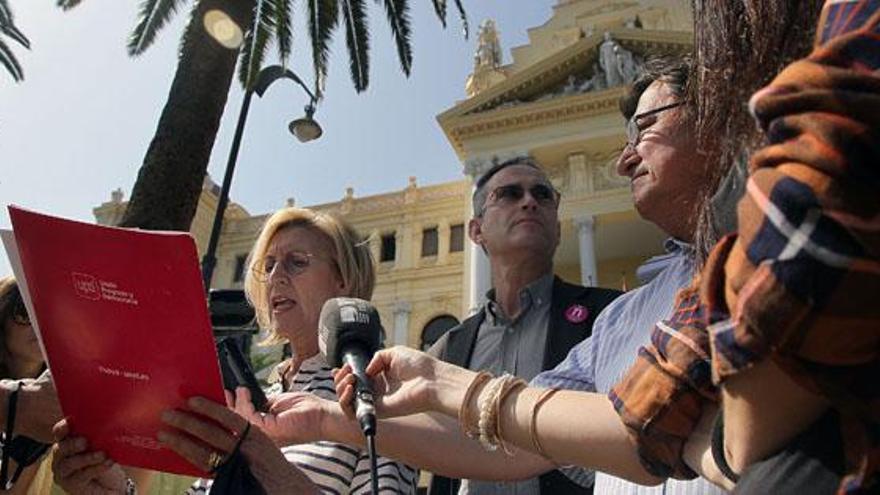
[[201, 65, 323, 292]]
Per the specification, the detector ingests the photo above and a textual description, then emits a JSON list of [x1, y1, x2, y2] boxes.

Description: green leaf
[[55, 0, 85, 11], [341, 0, 369, 91], [430, 0, 446, 29], [274, 0, 294, 65], [128, 0, 187, 56], [239, 0, 278, 89], [452, 0, 468, 38], [307, 0, 338, 98], [379, 0, 412, 76], [0, 37, 23, 82]]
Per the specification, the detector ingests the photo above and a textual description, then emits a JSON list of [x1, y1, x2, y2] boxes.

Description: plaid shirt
[[609, 1, 880, 493]]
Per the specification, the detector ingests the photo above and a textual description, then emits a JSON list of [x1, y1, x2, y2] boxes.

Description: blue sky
[[0, 0, 556, 277]]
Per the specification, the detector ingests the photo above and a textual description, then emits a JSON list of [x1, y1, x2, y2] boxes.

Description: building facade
[[95, 0, 694, 351]]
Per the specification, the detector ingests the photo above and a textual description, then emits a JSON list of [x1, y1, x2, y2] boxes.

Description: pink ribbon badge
[[564, 304, 589, 324]]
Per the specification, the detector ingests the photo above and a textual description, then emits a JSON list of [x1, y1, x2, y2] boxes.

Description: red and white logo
[[564, 304, 589, 324]]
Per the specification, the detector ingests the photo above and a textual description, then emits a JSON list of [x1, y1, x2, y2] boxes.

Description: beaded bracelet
[[477, 375, 508, 452], [458, 371, 492, 439]]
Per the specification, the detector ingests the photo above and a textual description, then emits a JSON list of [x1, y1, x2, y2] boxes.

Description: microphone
[[318, 297, 383, 436]]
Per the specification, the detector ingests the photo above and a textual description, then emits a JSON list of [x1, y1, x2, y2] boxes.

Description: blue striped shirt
[[532, 240, 728, 495]]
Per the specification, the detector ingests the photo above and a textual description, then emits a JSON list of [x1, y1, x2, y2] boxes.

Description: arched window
[[421, 315, 459, 351]]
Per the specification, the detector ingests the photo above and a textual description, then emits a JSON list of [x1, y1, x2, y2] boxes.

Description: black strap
[[711, 411, 740, 484], [0, 381, 22, 490]]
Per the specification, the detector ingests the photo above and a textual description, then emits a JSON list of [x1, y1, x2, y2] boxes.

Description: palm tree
[[58, 0, 468, 231], [0, 0, 30, 82]]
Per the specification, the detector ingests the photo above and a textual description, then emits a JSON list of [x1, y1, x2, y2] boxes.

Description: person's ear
[[468, 217, 484, 247]]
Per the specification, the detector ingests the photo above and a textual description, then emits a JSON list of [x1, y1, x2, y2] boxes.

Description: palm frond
[[429, 0, 446, 29], [451, 0, 468, 38], [128, 0, 186, 56], [307, 0, 338, 98], [55, 0, 85, 11], [274, 0, 294, 65], [379, 0, 412, 76], [341, 0, 369, 91], [176, 0, 200, 60], [0, 37, 24, 82], [239, 0, 277, 89], [0, 0, 12, 26], [1, 24, 29, 49]]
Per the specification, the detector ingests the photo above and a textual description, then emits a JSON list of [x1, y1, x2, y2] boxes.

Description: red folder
[[6, 206, 225, 477]]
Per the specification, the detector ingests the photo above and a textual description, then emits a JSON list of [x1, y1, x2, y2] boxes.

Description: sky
[[0, 0, 557, 277]]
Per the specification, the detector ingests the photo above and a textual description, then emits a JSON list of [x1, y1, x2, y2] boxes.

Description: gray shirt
[[431, 272, 555, 495]]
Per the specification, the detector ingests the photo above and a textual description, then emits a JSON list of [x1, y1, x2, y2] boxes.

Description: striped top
[[532, 240, 727, 495], [189, 354, 418, 494]]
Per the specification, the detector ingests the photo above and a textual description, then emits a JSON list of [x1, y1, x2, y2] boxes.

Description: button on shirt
[[459, 272, 554, 495], [532, 240, 728, 495]]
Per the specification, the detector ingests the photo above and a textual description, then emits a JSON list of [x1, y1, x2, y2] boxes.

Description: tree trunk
[[120, 0, 255, 231]]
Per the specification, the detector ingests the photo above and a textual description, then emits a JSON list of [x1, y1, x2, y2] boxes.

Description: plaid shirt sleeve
[[609, 1, 880, 485]]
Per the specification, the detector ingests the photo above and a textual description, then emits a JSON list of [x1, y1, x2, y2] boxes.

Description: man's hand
[[8, 372, 63, 443], [51, 419, 127, 495]]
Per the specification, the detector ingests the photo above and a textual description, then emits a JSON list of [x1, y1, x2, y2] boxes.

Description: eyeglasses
[[484, 183, 560, 212], [626, 101, 684, 146], [251, 251, 329, 283]]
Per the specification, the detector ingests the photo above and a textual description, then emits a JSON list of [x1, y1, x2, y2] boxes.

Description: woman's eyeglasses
[[484, 183, 560, 211], [251, 251, 328, 282], [626, 101, 684, 146]]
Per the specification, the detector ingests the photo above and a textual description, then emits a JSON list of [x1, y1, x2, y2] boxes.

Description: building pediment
[[438, 28, 691, 158]]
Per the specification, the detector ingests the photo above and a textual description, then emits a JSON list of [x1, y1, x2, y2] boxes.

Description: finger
[[62, 459, 115, 488], [52, 418, 69, 442], [158, 429, 217, 473], [160, 409, 237, 453], [338, 383, 356, 419], [55, 436, 89, 458], [365, 349, 394, 376], [334, 374, 354, 399], [54, 449, 107, 480], [234, 387, 256, 415], [224, 390, 235, 408], [333, 363, 353, 386], [186, 396, 249, 435]]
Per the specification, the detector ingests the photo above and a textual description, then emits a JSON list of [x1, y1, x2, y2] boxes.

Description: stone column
[[391, 301, 412, 347], [463, 157, 495, 313], [575, 216, 598, 287]]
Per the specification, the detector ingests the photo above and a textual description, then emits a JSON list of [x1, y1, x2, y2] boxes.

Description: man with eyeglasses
[[426, 157, 622, 495], [527, 56, 725, 494]]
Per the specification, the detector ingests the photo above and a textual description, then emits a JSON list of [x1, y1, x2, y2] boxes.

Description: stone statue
[[599, 32, 640, 88], [475, 19, 502, 70], [599, 32, 624, 87]]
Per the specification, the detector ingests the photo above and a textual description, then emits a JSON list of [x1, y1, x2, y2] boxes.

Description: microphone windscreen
[[318, 297, 383, 368]]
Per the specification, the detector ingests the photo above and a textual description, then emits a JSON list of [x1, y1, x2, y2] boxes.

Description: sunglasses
[[251, 251, 330, 283], [626, 101, 684, 146], [485, 183, 560, 211]]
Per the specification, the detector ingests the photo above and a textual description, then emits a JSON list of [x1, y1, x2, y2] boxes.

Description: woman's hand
[[160, 396, 318, 495], [13, 372, 63, 443], [334, 346, 475, 419], [229, 387, 334, 447], [51, 419, 127, 495]]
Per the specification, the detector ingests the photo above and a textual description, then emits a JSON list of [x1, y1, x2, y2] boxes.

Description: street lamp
[[201, 65, 322, 292]]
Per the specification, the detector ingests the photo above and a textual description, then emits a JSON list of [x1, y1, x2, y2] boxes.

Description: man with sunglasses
[[427, 157, 623, 495]]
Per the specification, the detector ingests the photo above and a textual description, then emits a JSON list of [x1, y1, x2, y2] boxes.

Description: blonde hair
[[244, 207, 375, 345]]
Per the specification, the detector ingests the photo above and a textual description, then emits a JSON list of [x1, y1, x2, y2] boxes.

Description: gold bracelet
[[478, 375, 508, 451], [530, 388, 559, 460], [494, 377, 527, 456], [458, 371, 492, 439]]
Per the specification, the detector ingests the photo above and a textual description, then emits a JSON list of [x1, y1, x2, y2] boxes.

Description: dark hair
[[471, 157, 547, 216], [689, 0, 823, 263], [619, 56, 692, 120], [0, 276, 31, 379]]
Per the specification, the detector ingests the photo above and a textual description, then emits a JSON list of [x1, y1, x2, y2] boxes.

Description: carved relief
[[590, 150, 629, 191]]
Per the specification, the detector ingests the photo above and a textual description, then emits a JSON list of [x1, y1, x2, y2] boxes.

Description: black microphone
[[318, 297, 383, 436]]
